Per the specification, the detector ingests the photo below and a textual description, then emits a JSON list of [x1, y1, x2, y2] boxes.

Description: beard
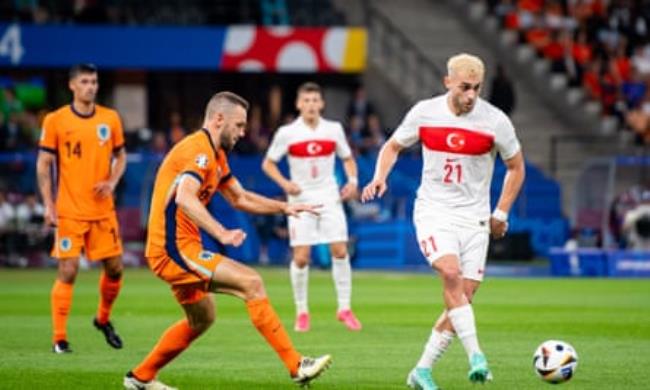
[[220, 126, 237, 152]]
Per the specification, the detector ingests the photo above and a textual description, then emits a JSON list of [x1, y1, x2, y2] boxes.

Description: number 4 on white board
[[0, 24, 25, 65]]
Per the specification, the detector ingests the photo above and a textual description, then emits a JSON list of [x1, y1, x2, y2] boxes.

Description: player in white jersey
[[262, 82, 362, 332], [362, 54, 525, 390]]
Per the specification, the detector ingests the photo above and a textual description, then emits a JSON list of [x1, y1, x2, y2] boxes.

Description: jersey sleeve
[[391, 102, 422, 147], [334, 122, 352, 159], [112, 111, 125, 151], [266, 126, 288, 162], [178, 144, 212, 185], [494, 112, 521, 160], [38, 113, 58, 154]]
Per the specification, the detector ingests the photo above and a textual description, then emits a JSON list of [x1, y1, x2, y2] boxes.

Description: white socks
[[331, 255, 352, 311], [416, 329, 455, 369], [448, 304, 482, 359], [290, 261, 309, 314]]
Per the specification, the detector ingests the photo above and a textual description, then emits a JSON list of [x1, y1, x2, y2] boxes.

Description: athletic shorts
[[52, 214, 122, 261], [414, 215, 489, 281], [288, 201, 348, 247], [147, 242, 223, 305]]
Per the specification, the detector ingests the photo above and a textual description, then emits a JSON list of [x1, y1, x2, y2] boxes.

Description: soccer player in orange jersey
[[37, 64, 127, 354], [123, 92, 331, 390]]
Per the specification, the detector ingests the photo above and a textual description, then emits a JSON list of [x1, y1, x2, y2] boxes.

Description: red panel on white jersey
[[288, 139, 337, 158], [419, 127, 494, 155]]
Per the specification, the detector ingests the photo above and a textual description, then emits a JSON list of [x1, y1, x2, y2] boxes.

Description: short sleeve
[[266, 126, 289, 162], [112, 111, 125, 151], [178, 144, 212, 185], [334, 123, 352, 159], [38, 113, 58, 154], [391, 102, 423, 148], [494, 112, 521, 160]]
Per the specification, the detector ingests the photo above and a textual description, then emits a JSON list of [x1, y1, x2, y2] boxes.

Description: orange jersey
[[39, 104, 125, 220], [146, 129, 235, 260]]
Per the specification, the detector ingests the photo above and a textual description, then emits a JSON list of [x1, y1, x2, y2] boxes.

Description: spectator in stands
[[622, 202, 650, 250], [346, 84, 375, 128], [347, 115, 365, 155], [168, 111, 186, 145], [248, 104, 271, 153], [253, 197, 289, 265], [362, 114, 387, 157], [488, 63, 517, 115], [0, 190, 16, 262], [1, 87, 23, 122], [625, 88, 650, 144], [621, 65, 647, 110], [15, 193, 44, 230], [150, 131, 168, 156]]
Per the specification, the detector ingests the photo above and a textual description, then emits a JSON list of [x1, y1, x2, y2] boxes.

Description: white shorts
[[414, 217, 489, 281], [288, 202, 348, 246]]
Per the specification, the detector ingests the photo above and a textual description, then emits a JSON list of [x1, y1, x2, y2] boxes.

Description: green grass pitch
[[1, 267, 649, 389]]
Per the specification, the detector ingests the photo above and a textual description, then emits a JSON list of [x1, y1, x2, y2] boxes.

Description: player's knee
[[438, 265, 462, 285], [292, 257, 309, 268], [331, 248, 348, 259], [189, 313, 214, 333], [242, 272, 266, 300], [58, 260, 79, 283]]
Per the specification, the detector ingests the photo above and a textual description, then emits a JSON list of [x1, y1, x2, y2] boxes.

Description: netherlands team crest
[[195, 154, 209, 169], [59, 237, 72, 252], [199, 250, 213, 261], [97, 124, 111, 142]]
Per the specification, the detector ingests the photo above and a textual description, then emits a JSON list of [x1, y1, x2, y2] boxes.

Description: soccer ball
[[533, 340, 578, 384]]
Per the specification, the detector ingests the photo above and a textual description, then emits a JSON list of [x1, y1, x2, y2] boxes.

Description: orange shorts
[[147, 242, 223, 305], [52, 214, 123, 260]]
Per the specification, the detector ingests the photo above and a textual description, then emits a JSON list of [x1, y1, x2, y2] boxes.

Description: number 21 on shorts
[[419, 235, 438, 258]]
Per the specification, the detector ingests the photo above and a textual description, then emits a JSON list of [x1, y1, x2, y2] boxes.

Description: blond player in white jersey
[[262, 82, 362, 332], [362, 54, 525, 390]]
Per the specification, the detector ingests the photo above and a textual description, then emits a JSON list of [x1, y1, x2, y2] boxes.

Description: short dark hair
[[297, 82, 322, 96], [69, 63, 98, 80], [204, 91, 250, 121]]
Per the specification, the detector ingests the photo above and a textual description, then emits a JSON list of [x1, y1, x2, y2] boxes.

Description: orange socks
[[96, 271, 122, 324], [132, 319, 200, 381], [51, 279, 74, 343], [246, 298, 301, 376]]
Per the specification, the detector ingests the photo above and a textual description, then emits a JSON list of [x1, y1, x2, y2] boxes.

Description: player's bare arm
[[220, 178, 320, 217], [261, 158, 302, 195], [340, 157, 359, 201], [175, 174, 246, 247], [94, 147, 127, 199], [490, 150, 525, 239], [36, 150, 57, 226], [361, 138, 404, 202]]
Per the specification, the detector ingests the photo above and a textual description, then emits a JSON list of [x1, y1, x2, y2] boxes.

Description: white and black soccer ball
[[533, 340, 578, 384]]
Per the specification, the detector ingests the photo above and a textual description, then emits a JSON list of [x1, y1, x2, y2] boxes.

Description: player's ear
[[443, 75, 451, 90]]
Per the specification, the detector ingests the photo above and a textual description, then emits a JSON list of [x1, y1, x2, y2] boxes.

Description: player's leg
[[126, 294, 213, 390], [94, 255, 124, 348], [291, 244, 311, 331], [415, 280, 480, 374], [51, 256, 79, 353], [50, 218, 84, 353], [329, 241, 361, 331], [87, 216, 125, 348], [210, 256, 331, 384]]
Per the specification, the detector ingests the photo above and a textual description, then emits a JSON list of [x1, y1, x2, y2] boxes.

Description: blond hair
[[447, 53, 485, 79]]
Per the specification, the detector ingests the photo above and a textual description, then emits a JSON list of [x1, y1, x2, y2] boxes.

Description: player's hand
[[44, 203, 57, 227], [490, 217, 508, 239], [284, 203, 322, 217], [220, 229, 247, 247], [283, 181, 302, 196], [93, 180, 116, 199], [340, 182, 358, 201], [361, 179, 387, 203]]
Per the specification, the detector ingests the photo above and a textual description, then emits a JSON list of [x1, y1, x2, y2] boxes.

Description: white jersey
[[266, 116, 352, 204], [392, 94, 521, 231]]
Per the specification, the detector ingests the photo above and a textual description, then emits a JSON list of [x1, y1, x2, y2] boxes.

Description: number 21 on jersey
[[443, 162, 462, 183]]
